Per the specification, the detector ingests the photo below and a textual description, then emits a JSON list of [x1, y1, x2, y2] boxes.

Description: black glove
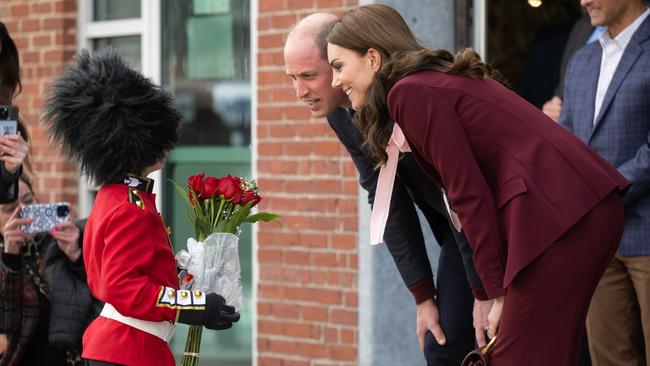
[[177, 292, 240, 330]]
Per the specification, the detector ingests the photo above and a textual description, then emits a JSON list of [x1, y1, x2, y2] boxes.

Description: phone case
[[20, 202, 71, 234]]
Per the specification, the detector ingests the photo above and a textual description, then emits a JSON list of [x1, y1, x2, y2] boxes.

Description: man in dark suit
[[560, 0, 650, 364], [283, 13, 487, 365]]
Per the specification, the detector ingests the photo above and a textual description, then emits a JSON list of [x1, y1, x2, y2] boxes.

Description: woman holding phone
[[0, 175, 97, 366], [0, 21, 31, 204], [326, 4, 628, 365]]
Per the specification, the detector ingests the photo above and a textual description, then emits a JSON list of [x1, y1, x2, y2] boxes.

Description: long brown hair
[[0, 21, 32, 175], [327, 4, 507, 165], [0, 21, 22, 103]]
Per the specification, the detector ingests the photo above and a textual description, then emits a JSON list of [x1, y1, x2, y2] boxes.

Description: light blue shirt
[[587, 26, 607, 44]]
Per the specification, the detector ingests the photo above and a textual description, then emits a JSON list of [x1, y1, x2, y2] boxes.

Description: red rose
[[217, 175, 244, 202], [240, 190, 262, 207], [202, 177, 221, 199], [187, 173, 205, 196], [251, 194, 262, 207]]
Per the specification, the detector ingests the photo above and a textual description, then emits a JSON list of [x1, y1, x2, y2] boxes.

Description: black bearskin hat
[[43, 48, 180, 185]]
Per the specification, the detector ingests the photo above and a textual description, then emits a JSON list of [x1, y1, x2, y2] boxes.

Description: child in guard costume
[[43, 49, 239, 366]]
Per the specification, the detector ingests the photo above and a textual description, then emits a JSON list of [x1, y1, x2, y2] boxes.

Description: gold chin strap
[[482, 336, 498, 355]]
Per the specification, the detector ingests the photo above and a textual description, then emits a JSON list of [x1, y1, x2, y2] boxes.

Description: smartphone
[[0, 105, 18, 136], [20, 202, 71, 234]]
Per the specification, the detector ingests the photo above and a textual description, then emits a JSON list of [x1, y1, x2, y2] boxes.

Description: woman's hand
[[0, 133, 28, 174], [51, 219, 81, 262], [2, 206, 31, 254], [487, 295, 505, 339], [473, 298, 494, 347]]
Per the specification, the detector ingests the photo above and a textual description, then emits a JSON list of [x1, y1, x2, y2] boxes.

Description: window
[[77, 0, 161, 216], [161, 1, 253, 364], [93, 0, 141, 21], [161, 0, 251, 147]]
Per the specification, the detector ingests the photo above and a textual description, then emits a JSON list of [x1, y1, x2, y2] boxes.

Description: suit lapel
[[590, 16, 650, 141], [589, 44, 642, 140]]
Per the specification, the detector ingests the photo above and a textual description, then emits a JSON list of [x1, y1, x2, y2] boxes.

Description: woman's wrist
[[65, 247, 82, 262], [3, 244, 19, 255]]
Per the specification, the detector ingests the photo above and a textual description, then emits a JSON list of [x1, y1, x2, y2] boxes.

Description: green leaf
[[170, 179, 192, 208], [223, 202, 253, 233], [195, 219, 210, 241], [185, 210, 195, 224], [215, 219, 227, 232], [242, 212, 281, 223]]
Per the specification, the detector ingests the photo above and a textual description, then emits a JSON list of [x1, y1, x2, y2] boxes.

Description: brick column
[[1, 0, 78, 206], [256, 1, 359, 365]]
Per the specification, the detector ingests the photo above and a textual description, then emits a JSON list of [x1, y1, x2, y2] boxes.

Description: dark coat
[[45, 219, 103, 351], [0, 220, 100, 366], [327, 108, 484, 299]]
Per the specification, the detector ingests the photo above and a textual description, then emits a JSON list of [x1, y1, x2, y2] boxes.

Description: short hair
[[315, 20, 336, 60], [43, 48, 180, 186]]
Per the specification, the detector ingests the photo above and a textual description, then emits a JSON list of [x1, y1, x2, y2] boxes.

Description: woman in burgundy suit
[[326, 4, 629, 365]]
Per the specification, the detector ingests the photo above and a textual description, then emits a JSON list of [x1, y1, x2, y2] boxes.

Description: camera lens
[[57, 205, 70, 217], [0, 107, 7, 120]]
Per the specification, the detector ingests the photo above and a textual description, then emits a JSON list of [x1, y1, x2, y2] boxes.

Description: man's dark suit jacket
[[388, 71, 629, 299], [327, 108, 485, 301]]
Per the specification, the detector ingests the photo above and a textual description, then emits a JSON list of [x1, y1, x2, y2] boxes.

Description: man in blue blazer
[[560, 0, 650, 364]]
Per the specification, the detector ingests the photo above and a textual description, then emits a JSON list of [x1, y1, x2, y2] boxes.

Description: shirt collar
[[600, 7, 650, 50], [121, 174, 155, 193]]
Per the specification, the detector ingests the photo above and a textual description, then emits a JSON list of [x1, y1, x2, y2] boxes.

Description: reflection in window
[[92, 36, 142, 71], [93, 0, 141, 21], [162, 0, 251, 148]]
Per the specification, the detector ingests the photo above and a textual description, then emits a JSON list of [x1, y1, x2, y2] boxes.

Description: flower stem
[[215, 198, 225, 228], [181, 325, 203, 365]]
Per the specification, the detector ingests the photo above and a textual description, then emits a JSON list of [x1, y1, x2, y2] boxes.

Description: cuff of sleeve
[[0, 164, 21, 183], [483, 285, 506, 300], [408, 277, 437, 305], [471, 286, 488, 300], [1, 252, 23, 272], [70, 252, 84, 267]]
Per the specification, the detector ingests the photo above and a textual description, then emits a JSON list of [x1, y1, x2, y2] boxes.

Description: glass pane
[[162, 0, 252, 364], [92, 35, 142, 71], [164, 147, 252, 366], [93, 0, 141, 21], [161, 0, 251, 148]]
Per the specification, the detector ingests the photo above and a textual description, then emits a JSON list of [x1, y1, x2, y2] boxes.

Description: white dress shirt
[[594, 8, 650, 124]]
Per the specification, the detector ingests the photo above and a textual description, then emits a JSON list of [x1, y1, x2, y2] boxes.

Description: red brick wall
[[256, 1, 360, 365], [1, 0, 78, 206]]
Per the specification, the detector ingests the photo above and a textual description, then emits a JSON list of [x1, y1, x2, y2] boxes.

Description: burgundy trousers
[[491, 191, 625, 366]]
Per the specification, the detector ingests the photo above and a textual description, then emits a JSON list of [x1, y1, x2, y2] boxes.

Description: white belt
[[100, 303, 176, 342]]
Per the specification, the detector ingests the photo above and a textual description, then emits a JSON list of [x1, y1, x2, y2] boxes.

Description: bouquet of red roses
[[173, 173, 278, 366]]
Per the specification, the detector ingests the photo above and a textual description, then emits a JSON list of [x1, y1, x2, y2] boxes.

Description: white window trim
[[250, 0, 259, 363], [473, 0, 487, 58], [76, 0, 162, 217]]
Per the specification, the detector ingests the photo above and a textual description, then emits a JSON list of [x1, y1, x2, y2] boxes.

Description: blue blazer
[[560, 15, 650, 255]]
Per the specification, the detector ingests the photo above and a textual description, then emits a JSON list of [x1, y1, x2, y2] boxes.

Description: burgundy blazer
[[387, 71, 629, 299]]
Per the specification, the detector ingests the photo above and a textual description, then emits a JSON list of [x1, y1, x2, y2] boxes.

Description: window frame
[[76, 0, 162, 216]]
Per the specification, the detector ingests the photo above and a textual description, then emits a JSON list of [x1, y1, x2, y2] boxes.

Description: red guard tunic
[[82, 178, 179, 365]]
